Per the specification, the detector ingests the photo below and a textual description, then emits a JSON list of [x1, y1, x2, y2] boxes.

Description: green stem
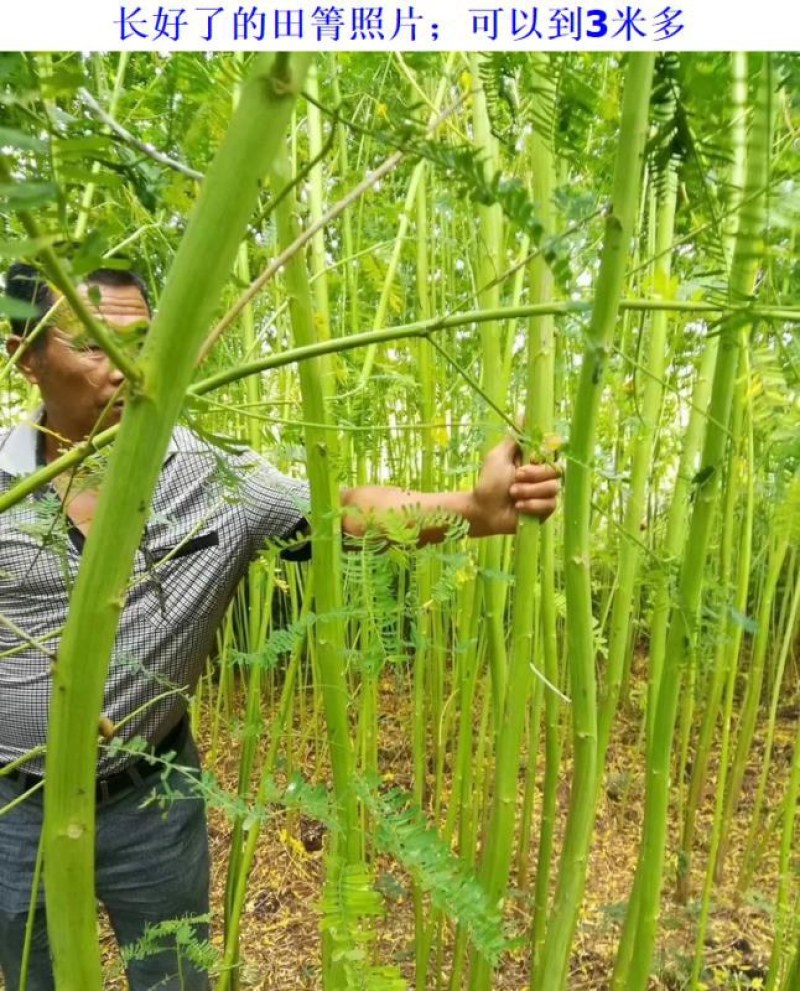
[[536, 53, 655, 991], [738, 548, 800, 893], [215, 580, 314, 991], [677, 336, 753, 903], [524, 51, 561, 987], [617, 54, 776, 991], [2, 292, 794, 520], [714, 529, 790, 881], [765, 675, 800, 991], [468, 53, 510, 741], [596, 146, 678, 783], [40, 53, 311, 991], [19, 828, 46, 991], [73, 54, 129, 241]]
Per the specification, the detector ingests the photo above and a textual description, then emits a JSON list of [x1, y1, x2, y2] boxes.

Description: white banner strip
[[1, 0, 799, 50]]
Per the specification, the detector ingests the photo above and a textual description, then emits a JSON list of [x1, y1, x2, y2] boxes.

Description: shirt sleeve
[[227, 448, 311, 560]]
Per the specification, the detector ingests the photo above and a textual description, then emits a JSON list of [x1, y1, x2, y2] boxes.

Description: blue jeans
[[0, 734, 211, 991]]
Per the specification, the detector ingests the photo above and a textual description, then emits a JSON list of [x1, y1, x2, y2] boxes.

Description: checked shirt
[[0, 412, 309, 777]]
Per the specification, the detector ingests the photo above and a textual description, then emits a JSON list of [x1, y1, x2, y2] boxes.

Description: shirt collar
[[0, 412, 205, 479], [0, 409, 43, 477]]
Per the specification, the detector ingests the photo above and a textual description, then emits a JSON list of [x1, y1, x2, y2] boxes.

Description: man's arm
[[340, 437, 560, 546]]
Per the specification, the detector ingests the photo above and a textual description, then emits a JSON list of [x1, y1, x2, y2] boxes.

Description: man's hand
[[470, 437, 561, 537], [340, 436, 560, 545]]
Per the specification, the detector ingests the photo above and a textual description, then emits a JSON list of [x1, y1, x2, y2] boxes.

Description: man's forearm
[[340, 486, 487, 545], [337, 439, 560, 546]]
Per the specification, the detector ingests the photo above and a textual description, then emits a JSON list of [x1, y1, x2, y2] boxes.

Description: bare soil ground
[[102, 670, 795, 991], [5, 673, 794, 991]]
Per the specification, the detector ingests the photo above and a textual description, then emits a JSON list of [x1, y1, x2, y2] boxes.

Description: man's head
[[4, 262, 151, 346], [4, 262, 151, 447]]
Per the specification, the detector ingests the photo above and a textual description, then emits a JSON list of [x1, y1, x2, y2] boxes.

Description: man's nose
[[108, 361, 126, 385]]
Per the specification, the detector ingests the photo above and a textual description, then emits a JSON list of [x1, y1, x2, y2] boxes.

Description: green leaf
[[0, 180, 59, 209], [320, 855, 408, 991], [0, 295, 38, 319], [60, 165, 123, 189], [55, 135, 113, 155], [358, 781, 510, 965], [0, 235, 58, 258], [0, 127, 47, 153]]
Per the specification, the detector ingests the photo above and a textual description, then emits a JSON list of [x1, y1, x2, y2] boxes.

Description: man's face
[[8, 281, 150, 444]]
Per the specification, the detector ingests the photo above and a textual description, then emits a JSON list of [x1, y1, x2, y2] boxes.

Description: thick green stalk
[[466, 48, 561, 987], [191, 294, 800, 411], [529, 525, 561, 986], [643, 345, 716, 743], [677, 346, 753, 903], [412, 168, 443, 991], [617, 55, 775, 991], [520, 56, 562, 978], [468, 53, 510, 734], [208, 290, 800, 363], [647, 51, 749, 747], [671, 57, 751, 891], [687, 551, 744, 990], [35, 54, 66, 229], [535, 53, 655, 991], [354, 548, 380, 787], [413, 170, 436, 794], [222, 64, 270, 981], [3, 293, 793, 523], [770, 545, 796, 690], [721, 53, 752, 259], [686, 351, 754, 982], [516, 664, 543, 891], [447, 55, 518, 990], [41, 53, 311, 991], [269, 147, 358, 868], [305, 64, 331, 341], [480, 39, 554, 931], [328, 54, 357, 340], [597, 155, 678, 778], [270, 147, 361, 991]]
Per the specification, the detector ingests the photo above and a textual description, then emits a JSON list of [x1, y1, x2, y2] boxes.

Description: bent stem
[[40, 53, 311, 991]]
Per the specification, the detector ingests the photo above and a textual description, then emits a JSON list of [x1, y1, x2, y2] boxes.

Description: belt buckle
[[96, 755, 154, 804]]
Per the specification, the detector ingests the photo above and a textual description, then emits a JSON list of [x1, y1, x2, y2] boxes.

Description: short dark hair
[[4, 262, 151, 341]]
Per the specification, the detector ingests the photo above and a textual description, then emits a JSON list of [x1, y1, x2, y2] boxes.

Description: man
[[0, 263, 560, 991]]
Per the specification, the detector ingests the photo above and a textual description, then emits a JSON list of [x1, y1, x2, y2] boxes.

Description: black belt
[[0, 716, 190, 804]]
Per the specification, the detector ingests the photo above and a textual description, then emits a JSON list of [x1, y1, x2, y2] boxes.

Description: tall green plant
[[467, 49, 557, 991], [535, 51, 655, 991], [36, 53, 311, 990], [613, 54, 777, 991], [270, 141, 363, 991]]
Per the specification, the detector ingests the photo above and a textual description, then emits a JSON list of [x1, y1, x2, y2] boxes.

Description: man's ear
[[6, 335, 41, 386]]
